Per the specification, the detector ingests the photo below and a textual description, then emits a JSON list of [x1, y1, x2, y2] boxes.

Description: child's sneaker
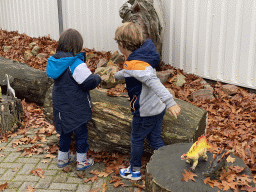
[[57, 154, 76, 168], [77, 158, 94, 171], [119, 166, 141, 180]]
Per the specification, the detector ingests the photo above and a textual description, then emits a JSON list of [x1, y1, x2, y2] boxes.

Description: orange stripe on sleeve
[[123, 60, 150, 70]]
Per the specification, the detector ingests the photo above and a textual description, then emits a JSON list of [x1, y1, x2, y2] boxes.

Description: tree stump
[[145, 143, 255, 192], [0, 95, 23, 134]]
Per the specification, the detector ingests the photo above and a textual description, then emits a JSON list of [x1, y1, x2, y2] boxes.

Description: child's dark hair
[[56, 28, 83, 56]]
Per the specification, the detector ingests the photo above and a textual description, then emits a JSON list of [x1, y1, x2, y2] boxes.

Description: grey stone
[[49, 183, 78, 190], [97, 58, 108, 68], [110, 52, 124, 64], [13, 175, 40, 182], [43, 170, 58, 176], [53, 172, 68, 183], [24, 50, 33, 61], [29, 42, 37, 48], [91, 178, 104, 190], [192, 88, 215, 101], [0, 169, 17, 180], [174, 74, 186, 87], [16, 157, 41, 164], [37, 53, 48, 59], [18, 164, 36, 175], [0, 163, 23, 169], [156, 69, 173, 84], [31, 45, 40, 56], [17, 182, 37, 192], [2, 46, 12, 52], [222, 84, 239, 95], [66, 177, 83, 184], [3, 152, 21, 163], [6, 181, 23, 189], [35, 176, 54, 189], [76, 184, 92, 192]]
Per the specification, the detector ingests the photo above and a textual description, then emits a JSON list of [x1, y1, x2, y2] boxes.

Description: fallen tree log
[[0, 57, 53, 105], [145, 143, 255, 192], [0, 95, 23, 134], [0, 57, 208, 153], [44, 86, 208, 154]]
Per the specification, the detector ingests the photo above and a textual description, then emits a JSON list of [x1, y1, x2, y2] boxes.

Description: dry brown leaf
[[226, 155, 236, 163], [41, 160, 49, 164], [26, 185, 36, 192], [83, 175, 98, 183], [0, 147, 5, 151], [0, 182, 8, 191], [102, 182, 108, 192], [44, 154, 56, 159], [113, 180, 125, 187], [88, 188, 100, 192], [62, 167, 72, 173], [30, 168, 45, 178], [12, 167, 18, 172], [182, 169, 198, 182]]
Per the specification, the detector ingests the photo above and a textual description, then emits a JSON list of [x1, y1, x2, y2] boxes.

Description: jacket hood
[[127, 39, 160, 68], [46, 52, 85, 79]]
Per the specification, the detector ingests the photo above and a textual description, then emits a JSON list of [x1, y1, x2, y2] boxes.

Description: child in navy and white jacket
[[114, 22, 181, 180], [46, 28, 101, 171]]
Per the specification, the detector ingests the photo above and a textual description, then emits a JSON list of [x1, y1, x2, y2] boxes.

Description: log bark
[[0, 57, 53, 105], [0, 95, 23, 134], [43, 86, 208, 154], [145, 143, 254, 192]]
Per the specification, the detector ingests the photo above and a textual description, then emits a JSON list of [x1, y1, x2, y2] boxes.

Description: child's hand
[[167, 104, 181, 119]]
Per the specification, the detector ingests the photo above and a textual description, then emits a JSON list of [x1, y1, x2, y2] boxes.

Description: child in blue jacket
[[46, 28, 101, 171], [114, 22, 181, 180]]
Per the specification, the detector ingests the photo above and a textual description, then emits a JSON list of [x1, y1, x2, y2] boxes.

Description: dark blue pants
[[130, 109, 165, 170], [59, 123, 89, 154]]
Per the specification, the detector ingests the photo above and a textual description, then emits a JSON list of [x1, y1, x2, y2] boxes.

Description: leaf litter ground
[[0, 29, 256, 191]]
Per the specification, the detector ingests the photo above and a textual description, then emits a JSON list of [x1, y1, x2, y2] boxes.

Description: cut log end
[[0, 95, 23, 134], [145, 143, 254, 192]]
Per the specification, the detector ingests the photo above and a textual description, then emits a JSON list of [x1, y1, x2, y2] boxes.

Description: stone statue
[[119, 0, 163, 62]]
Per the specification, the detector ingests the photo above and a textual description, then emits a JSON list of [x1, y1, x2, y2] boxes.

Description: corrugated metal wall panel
[[0, 0, 255, 89], [0, 0, 60, 41], [162, 0, 256, 89], [62, 0, 126, 52]]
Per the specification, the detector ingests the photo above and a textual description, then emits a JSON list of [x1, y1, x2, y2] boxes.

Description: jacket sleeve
[[125, 67, 177, 108], [114, 70, 125, 80], [72, 63, 101, 90]]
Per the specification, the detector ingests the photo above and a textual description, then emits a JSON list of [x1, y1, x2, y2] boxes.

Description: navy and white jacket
[[115, 39, 176, 117], [46, 52, 101, 134]]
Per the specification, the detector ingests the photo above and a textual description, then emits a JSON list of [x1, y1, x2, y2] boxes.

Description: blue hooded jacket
[[46, 52, 101, 134]]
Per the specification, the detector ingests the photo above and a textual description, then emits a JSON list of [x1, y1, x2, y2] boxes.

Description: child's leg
[[120, 115, 158, 180], [59, 131, 72, 160], [57, 131, 75, 167], [147, 109, 165, 150], [74, 123, 89, 162], [74, 123, 93, 171]]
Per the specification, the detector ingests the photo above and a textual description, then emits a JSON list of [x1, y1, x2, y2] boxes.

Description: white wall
[[161, 0, 256, 89], [0, 0, 256, 89], [0, 0, 60, 41], [61, 0, 126, 52]]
